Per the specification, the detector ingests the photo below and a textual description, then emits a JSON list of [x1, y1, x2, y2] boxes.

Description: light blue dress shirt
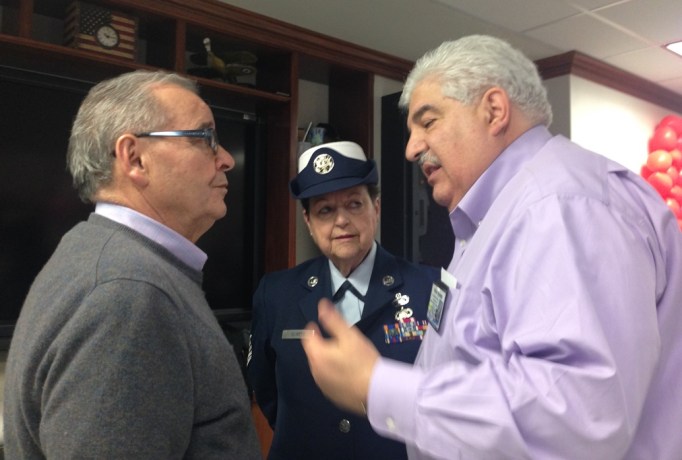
[[330, 242, 376, 324], [367, 126, 682, 459]]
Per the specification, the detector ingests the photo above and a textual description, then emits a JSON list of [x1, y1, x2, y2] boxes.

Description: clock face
[[95, 25, 120, 49]]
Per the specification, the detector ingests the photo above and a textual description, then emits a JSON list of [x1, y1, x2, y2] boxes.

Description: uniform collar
[[329, 241, 377, 297]]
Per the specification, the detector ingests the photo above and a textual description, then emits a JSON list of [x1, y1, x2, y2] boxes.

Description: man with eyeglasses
[[3, 70, 261, 459]]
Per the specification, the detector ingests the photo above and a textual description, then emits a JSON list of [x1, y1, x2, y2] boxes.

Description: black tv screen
[[0, 66, 264, 343]]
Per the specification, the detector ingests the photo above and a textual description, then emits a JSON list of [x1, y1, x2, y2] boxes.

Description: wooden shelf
[[0, 0, 412, 275]]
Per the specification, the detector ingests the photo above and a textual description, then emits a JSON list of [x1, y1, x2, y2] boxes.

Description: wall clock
[[95, 24, 120, 49]]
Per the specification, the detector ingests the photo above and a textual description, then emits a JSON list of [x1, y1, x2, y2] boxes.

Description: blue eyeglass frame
[[134, 128, 219, 153]]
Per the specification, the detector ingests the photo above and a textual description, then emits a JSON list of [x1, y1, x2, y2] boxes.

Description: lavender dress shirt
[[368, 126, 682, 459], [95, 202, 207, 270]]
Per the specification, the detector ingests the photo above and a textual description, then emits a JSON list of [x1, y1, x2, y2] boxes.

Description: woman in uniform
[[248, 141, 439, 459]]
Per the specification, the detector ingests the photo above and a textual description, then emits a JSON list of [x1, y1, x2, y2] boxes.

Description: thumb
[[316, 297, 350, 337]]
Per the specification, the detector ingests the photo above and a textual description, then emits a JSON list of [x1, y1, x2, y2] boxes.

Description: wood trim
[[536, 51, 682, 113], [173, 19, 186, 73], [329, 68, 373, 153], [0, 0, 32, 37], [251, 398, 273, 458], [112, 0, 414, 81], [19, 0, 33, 37]]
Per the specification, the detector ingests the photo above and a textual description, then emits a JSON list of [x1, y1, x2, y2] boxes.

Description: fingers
[[316, 297, 350, 335], [301, 298, 379, 413], [301, 299, 346, 391], [302, 298, 349, 357], [302, 321, 322, 356]]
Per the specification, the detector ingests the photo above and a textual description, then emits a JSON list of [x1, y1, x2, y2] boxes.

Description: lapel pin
[[392, 293, 413, 320]]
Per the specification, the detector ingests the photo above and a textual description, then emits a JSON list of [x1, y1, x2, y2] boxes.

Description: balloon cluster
[[640, 115, 682, 231]]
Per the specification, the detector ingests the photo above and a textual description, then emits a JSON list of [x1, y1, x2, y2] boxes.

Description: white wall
[[546, 75, 681, 173], [544, 75, 571, 138], [295, 80, 329, 264]]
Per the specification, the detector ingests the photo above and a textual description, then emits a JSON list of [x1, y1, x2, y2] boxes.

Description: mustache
[[417, 150, 441, 168]]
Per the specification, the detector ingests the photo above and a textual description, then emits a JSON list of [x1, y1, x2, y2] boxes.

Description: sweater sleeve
[[39, 279, 195, 458]]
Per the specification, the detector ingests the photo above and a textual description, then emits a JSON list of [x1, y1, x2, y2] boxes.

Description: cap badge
[[313, 153, 334, 174]]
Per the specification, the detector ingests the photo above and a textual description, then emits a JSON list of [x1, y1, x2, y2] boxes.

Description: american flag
[[64, 1, 136, 60]]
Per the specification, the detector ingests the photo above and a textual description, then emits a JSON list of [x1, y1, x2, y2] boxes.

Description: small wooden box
[[64, 1, 137, 60]]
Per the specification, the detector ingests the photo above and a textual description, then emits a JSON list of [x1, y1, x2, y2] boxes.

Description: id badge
[[427, 268, 457, 332], [427, 281, 447, 331]]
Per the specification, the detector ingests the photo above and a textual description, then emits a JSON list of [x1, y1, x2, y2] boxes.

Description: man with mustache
[[3, 70, 261, 459], [302, 35, 682, 459]]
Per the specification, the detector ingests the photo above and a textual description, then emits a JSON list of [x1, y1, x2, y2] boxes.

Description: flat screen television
[[0, 66, 265, 347]]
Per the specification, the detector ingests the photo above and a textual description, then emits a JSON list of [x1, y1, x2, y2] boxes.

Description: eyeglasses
[[135, 128, 219, 153]]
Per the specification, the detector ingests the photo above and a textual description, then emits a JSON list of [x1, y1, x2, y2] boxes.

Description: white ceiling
[[220, 0, 682, 99]]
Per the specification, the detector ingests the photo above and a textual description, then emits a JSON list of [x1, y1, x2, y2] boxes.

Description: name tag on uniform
[[427, 268, 457, 332], [282, 329, 314, 340]]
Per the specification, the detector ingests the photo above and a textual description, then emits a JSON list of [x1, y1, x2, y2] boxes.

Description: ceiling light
[[665, 41, 682, 57]]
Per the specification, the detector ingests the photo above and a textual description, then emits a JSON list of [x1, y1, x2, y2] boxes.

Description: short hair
[[301, 184, 381, 214], [399, 35, 552, 127], [67, 70, 199, 202]]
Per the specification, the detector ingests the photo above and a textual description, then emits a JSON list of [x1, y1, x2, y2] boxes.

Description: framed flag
[[64, 1, 137, 60]]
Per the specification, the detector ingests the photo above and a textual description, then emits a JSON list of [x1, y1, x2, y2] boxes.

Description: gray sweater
[[3, 214, 261, 459]]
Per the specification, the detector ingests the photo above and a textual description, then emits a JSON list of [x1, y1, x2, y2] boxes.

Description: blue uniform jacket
[[248, 244, 439, 459]]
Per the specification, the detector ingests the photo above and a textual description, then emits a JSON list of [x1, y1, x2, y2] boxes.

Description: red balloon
[[670, 185, 682, 203], [648, 126, 678, 152], [656, 115, 682, 135], [671, 149, 682, 170], [640, 164, 653, 179], [647, 150, 673, 172], [648, 172, 673, 198], [667, 166, 680, 185]]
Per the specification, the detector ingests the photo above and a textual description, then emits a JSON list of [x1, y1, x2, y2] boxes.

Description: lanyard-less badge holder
[[427, 268, 457, 332]]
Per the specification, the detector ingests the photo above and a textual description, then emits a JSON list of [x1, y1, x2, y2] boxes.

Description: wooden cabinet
[[0, 0, 412, 274]]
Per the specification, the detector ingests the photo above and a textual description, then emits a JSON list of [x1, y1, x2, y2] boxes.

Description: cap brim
[[290, 163, 377, 199]]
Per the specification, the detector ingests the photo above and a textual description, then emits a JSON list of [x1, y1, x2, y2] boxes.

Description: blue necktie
[[333, 280, 364, 324], [333, 280, 365, 302]]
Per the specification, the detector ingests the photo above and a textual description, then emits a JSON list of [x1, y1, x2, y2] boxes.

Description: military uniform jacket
[[248, 244, 439, 459]]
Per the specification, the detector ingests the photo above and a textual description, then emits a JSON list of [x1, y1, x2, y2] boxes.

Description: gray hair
[[67, 70, 199, 202], [399, 35, 552, 127]]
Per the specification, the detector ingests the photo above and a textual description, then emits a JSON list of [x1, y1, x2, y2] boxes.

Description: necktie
[[333, 280, 365, 302]]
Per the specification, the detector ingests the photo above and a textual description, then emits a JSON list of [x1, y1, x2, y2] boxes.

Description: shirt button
[[339, 419, 351, 433], [386, 417, 397, 432]]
